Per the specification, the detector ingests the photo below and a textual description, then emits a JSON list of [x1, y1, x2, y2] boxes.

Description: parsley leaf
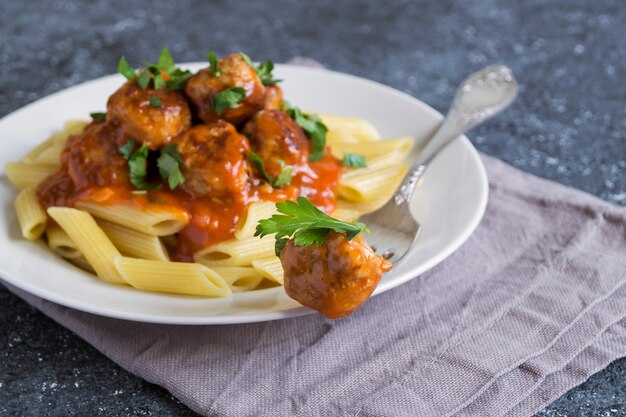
[[123, 47, 191, 90], [255, 60, 282, 86], [273, 161, 294, 187], [285, 102, 328, 161], [117, 56, 136, 80], [157, 144, 185, 189], [156, 47, 176, 74], [255, 197, 369, 255], [137, 70, 151, 88], [238, 52, 281, 86], [342, 153, 367, 168], [149, 96, 162, 107], [89, 112, 106, 122], [166, 69, 193, 90], [119, 140, 161, 190], [274, 238, 289, 256], [212, 86, 246, 115], [239, 51, 254, 67], [119, 139, 136, 160], [207, 51, 221, 77], [247, 151, 293, 188]]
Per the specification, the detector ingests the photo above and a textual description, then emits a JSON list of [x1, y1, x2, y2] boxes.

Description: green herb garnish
[[239, 52, 254, 67], [89, 112, 106, 122], [285, 102, 328, 161], [255, 197, 369, 256], [119, 141, 161, 190], [212, 86, 246, 115], [238, 52, 281, 85], [120, 140, 185, 190], [247, 151, 293, 188], [157, 144, 185, 189], [255, 60, 281, 86], [342, 153, 367, 168], [208, 51, 221, 77], [117, 56, 136, 80], [149, 96, 163, 107], [118, 48, 192, 90], [166, 69, 193, 90]]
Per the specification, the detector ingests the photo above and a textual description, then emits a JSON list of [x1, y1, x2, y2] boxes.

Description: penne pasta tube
[[338, 165, 408, 203], [97, 219, 170, 261], [14, 186, 47, 240], [76, 201, 190, 236], [235, 201, 277, 240], [330, 136, 414, 159], [211, 266, 264, 292], [47, 207, 126, 284], [21, 120, 88, 164], [194, 236, 275, 267], [46, 223, 82, 259], [114, 257, 231, 297], [251, 258, 284, 285], [316, 113, 380, 142], [5, 163, 57, 189], [331, 205, 363, 223], [68, 255, 96, 274]]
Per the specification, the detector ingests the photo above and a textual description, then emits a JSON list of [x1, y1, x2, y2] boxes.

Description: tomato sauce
[[37, 136, 344, 262]]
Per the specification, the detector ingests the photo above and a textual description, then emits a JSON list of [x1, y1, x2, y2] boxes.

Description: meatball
[[107, 79, 191, 150], [37, 170, 75, 209], [264, 84, 284, 110], [171, 121, 250, 201], [243, 110, 309, 178], [63, 121, 129, 190], [184, 53, 266, 125], [280, 231, 392, 319]]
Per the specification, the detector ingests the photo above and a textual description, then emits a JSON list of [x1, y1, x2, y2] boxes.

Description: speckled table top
[[0, 0, 624, 416]]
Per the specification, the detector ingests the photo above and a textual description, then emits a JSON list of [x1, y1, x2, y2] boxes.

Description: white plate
[[0, 64, 487, 324]]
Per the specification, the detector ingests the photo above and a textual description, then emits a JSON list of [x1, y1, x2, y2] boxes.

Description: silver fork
[[361, 65, 519, 262]]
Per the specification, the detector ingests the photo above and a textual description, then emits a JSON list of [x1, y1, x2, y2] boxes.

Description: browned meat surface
[[107, 79, 191, 150], [280, 231, 392, 319], [243, 110, 309, 178], [263, 84, 284, 110], [171, 120, 250, 201], [63, 121, 129, 190], [184, 53, 266, 125]]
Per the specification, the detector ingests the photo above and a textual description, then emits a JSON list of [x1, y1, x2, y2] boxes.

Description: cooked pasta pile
[[7, 115, 411, 296], [8, 46, 415, 299]]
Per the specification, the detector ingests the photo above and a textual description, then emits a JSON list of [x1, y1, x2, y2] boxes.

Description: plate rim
[[0, 63, 488, 325]]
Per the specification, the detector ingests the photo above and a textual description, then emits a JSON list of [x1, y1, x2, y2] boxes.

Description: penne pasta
[[46, 223, 82, 259], [114, 257, 231, 297], [76, 201, 190, 236], [211, 266, 264, 292], [235, 201, 277, 240], [317, 113, 380, 142], [97, 219, 170, 261], [330, 136, 414, 159], [194, 236, 275, 267], [251, 258, 284, 285], [331, 205, 363, 223], [47, 207, 126, 284], [21, 120, 88, 165], [338, 164, 408, 203], [68, 255, 96, 274], [5, 163, 57, 189], [14, 187, 47, 240]]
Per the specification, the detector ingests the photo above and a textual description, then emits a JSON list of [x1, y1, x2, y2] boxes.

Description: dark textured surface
[[0, 0, 624, 416]]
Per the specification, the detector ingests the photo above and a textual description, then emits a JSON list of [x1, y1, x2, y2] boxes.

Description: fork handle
[[392, 64, 519, 205]]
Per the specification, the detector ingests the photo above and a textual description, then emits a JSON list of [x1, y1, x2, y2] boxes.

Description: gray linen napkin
[[3, 154, 625, 417]]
